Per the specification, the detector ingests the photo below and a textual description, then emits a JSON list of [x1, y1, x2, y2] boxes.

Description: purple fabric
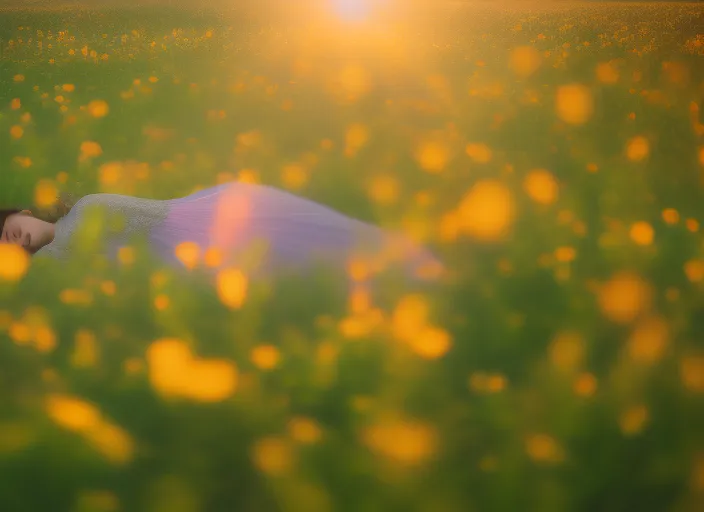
[[149, 182, 443, 281]]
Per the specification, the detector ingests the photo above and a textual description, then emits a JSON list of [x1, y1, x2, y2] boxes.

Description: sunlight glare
[[333, 0, 372, 21]]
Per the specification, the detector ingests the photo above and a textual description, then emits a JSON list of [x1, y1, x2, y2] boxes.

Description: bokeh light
[[0, 2, 703, 510], [332, 0, 373, 22]]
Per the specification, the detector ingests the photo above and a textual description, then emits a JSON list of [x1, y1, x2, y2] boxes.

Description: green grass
[[1, 2, 704, 511]]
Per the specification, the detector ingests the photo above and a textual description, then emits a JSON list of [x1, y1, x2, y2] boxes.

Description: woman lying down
[[0, 181, 444, 285]]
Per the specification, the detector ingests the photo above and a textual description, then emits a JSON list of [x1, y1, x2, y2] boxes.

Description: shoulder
[[72, 193, 109, 208], [70, 193, 128, 215]]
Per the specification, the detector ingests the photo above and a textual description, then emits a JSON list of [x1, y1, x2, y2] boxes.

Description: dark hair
[[0, 209, 23, 234], [0, 196, 74, 233]]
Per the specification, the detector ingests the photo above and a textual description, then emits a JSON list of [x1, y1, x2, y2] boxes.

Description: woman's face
[[1, 211, 53, 253]]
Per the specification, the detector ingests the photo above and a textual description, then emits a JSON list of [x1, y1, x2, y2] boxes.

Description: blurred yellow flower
[[237, 169, 259, 184], [281, 163, 308, 190], [469, 373, 508, 394], [662, 61, 689, 85], [438, 211, 461, 242], [348, 286, 371, 314], [79, 140, 103, 161], [549, 331, 584, 372], [339, 309, 383, 339], [118, 246, 135, 265], [626, 136, 650, 162], [9, 322, 32, 344], [684, 260, 704, 282], [556, 84, 594, 125], [251, 344, 281, 370], [407, 326, 452, 360], [597, 273, 652, 324], [596, 61, 620, 84], [628, 316, 669, 364], [465, 143, 492, 164], [14, 156, 32, 168], [344, 123, 369, 157], [0, 245, 30, 281], [368, 175, 399, 206], [681, 356, 704, 393], [363, 419, 437, 466], [74, 491, 119, 512], [72, 329, 99, 368], [236, 130, 261, 149], [59, 289, 94, 306], [524, 169, 559, 205], [392, 294, 429, 342], [251, 437, 293, 475], [573, 373, 598, 397], [84, 421, 134, 465], [555, 246, 577, 262], [526, 434, 564, 464], [620, 405, 649, 436], [629, 221, 654, 246], [184, 360, 239, 402], [34, 179, 59, 208], [147, 338, 238, 402], [9, 125, 24, 139], [34, 326, 56, 353], [87, 99, 110, 118], [174, 241, 201, 270], [692, 455, 704, 491], [154, 294, 170, 311], [100, 280, 116, 296], [99, 162, 123, 186], [216, 268, 248, 309], [662, 208, 680, 224], [415, 140, 450, 173], [45, 394, 101, 433], [510, 46, 542, 77], [288, 417, 323, 445], [203, 247, 223, 268], [458, 180, 515, 241]]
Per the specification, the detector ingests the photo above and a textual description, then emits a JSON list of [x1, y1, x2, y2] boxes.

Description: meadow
[[1, 2, 704, 511]]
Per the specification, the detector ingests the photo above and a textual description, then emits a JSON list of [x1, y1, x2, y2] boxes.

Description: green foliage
[[1, 3, 704, 511]]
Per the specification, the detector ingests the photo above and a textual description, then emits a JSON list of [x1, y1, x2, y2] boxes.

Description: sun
[[332, 0, 373, 21]]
